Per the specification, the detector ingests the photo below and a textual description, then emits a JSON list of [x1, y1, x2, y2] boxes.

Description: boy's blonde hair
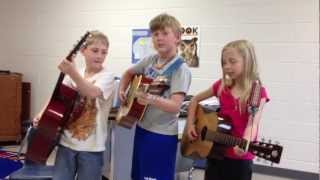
[[149, 13, 182, 38], [83, 30, 109, 48], [220, 40, 260, 107]]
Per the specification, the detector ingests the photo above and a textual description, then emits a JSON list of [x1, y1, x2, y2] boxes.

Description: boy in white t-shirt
[[33, 31, 115, 180]]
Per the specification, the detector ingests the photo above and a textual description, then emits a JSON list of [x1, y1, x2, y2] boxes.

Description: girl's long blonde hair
[[220, 40, 261, 110]]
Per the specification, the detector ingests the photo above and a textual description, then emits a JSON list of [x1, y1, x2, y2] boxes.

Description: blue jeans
[[53, 145, 103, 180]]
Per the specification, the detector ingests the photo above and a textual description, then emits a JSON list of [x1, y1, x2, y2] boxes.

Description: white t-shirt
[[60, 67, 115, 152]]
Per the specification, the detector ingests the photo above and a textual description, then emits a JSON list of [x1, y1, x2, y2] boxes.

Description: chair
[[9, 127, 54, 180], [9, 163, 54, 180], [175, 142, 195, 180]]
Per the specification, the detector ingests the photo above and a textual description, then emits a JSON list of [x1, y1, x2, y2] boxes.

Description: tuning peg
[[271, 150, 279, 158], [268, 139, 272, 144], [253, 150, 258, 155], [261, 137, 265, 142]]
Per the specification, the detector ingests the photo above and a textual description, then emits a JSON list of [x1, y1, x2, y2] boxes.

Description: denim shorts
[[53, 145, 104, 180]]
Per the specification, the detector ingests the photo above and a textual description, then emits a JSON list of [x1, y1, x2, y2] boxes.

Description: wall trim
[[253, 164, 319, 180]]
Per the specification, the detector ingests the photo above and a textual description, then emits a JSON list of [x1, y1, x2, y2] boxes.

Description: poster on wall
[[131, 26, 200, 67], [131, 29, 155, 64], [178, 25, 200, 68]]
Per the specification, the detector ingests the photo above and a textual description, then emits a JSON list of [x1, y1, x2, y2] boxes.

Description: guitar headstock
[[67, 31, 91, 61], [249, 141, 283, 164]]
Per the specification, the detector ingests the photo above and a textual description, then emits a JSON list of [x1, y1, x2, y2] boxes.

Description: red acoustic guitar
[[116, 75, 168, 128], [26, 32, 90, 164]]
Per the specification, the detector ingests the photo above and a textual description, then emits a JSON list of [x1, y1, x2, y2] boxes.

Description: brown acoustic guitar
[[180, 105, 283, 164], [116, 75, 168, 128], [26, 32, 90, 164]]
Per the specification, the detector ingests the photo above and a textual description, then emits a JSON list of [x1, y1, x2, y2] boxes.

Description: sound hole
[[201, 126, 207, 141]]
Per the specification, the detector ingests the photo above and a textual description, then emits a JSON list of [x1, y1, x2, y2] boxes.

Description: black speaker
[[21, 82, 31, 137]]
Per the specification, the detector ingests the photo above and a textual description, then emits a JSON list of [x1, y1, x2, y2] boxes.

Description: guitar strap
[[146, 56, 185, 79], [245, 80, 262, 151], [248, 80, 262, 116], [161, 57, 185, 77]]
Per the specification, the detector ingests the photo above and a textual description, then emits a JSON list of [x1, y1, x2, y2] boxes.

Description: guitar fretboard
[[53, 32, 90, 97], [203, 128, 283, 164], [204, 129, 248, 150]]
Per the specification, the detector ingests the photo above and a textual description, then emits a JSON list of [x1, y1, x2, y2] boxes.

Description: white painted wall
[[0, 0, 318, 174], [0, 2, 8, 69]]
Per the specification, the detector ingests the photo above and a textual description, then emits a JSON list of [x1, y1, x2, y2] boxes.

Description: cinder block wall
[[0, 0, 318, 173]]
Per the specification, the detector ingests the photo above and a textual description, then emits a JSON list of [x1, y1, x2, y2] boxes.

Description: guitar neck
[[52, 54, 74, 96], [204, 129, 248, 150], [52, 33, 89, 97], [203, 128, 283, 163], [52, 73, 66, 97]]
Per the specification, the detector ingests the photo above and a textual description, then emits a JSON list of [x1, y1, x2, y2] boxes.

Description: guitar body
[[116, 75, 152, 128], [116, 75, 168, 129], [25, 32, 90, 164], [26, 84, 78, 164], [181, 105, 221, 159]]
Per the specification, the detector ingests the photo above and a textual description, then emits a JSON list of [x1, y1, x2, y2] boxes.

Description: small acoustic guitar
[[180, 105, 283, 164], [116, 75, 168, 128]]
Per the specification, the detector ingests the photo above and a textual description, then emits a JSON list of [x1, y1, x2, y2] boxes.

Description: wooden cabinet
[[0, 72, 22, 142]]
